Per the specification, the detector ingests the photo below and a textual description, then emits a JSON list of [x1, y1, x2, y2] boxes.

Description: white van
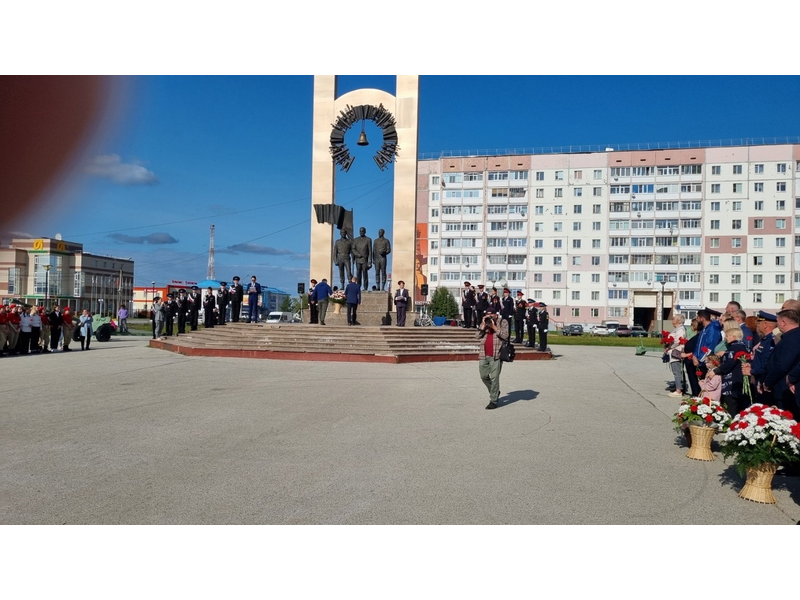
[[266, 311, 299, 324]]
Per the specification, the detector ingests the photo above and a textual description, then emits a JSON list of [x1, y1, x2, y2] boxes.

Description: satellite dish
[[55, 233, 62, 240]]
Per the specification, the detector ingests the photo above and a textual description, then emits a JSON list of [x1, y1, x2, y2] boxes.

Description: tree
[[429, 286, 459, 318], [279, 296, 293, 312]]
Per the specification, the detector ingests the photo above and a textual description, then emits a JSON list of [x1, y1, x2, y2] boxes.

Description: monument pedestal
[[322, 291, 394, 326]]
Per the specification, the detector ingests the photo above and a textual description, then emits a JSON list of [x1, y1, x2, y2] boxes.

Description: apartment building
[[416, 142, 800, 331]]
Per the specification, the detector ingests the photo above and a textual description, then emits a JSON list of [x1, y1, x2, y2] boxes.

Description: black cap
[[179, 289, 186, 294], [539, 302, 547, 307], [232, 276, 240, 281], [707, 307, 722, 317], [527, 298, 535, 303], [191, 285, 198, 290], [167, 293, 174, 299], [220, 282, 227, 286]]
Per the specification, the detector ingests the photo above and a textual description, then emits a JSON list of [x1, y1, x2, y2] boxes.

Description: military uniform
[[216, 283, 230, 325], [525, 300, 538, 348], [188, 286, 201, 330], [164, 294, 177, 336], [474, 286, 488, 329], [513, 292, 526, 344], [176, 289, 188, 334], [537, 304, 549, 352], [230, 277, 244, 323]]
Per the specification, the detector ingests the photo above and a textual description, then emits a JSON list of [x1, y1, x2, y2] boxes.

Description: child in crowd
[[700, 355, 722, 401]]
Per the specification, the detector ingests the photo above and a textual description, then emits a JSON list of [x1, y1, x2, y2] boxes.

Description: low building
[[0, 236, 134, 315]]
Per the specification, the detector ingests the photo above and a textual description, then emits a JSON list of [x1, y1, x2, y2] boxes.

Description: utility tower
[[207, 224, 215, 280]]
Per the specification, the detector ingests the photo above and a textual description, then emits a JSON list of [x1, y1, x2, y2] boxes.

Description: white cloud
[[85, 154, 158, 185]]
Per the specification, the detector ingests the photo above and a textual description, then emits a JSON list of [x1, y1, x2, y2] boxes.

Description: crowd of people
[[663, 299, 800, 429], [461, 281, 550, 352], [0, 303, 96, 355]]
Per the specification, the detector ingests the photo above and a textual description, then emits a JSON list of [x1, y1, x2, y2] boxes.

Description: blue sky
[[6, 75, 800, 292]]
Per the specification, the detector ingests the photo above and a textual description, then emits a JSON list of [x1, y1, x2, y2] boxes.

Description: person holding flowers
[[681, 318, 703, 397], [664, 315, 686, 397], [711, 323, 749, 418]]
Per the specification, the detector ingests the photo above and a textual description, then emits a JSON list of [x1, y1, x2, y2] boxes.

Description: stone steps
[[151, 322, 553, 363]]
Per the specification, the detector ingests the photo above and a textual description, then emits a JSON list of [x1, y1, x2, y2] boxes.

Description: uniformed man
[[500, 288, 514, 333], [164, 293, 177, 336], [230, 277, 244, 322], [525, 298, 538, 348], [747, 310, 777, 405], [308, 278, 318, 324], [537, 303, 549, 352], [216, 282, 230, 325], [474, 284, 488, 329], [513, 291, 527, 344], [188, 285, 201, 331], [461, 281, 475, 328], [176, 289, 188, 334]]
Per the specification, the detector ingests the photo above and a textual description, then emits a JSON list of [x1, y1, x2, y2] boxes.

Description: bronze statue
[[373, 228, 391, 292], [351, 227, 373, 291], [333, 230, 352, 290]]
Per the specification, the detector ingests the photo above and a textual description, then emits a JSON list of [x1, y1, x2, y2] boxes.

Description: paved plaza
[[2, 337, 799, 525]]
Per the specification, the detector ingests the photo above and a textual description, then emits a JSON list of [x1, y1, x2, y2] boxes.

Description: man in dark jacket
[[344, 276, 361, 326], [311, 278, 332, 325], [48, 305, 63, 351], [500, 288, 514, 333], [764, 308, 800, 412], [525, 299, 538, 348], [229, 277, 244, 322]]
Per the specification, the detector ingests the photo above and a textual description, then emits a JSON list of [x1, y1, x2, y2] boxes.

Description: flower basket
[[721, 404, 800, 503], [330, 290, 346, 305], [686, 424, 717, 461], [739, 463, 778, 504]]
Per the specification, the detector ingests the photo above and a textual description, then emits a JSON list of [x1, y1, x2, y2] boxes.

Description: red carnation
[[733, 351, 749, 361], [704, 415, 713, 422], [746, 335, 753, 341], [757, 417, 768, 427], [701, 346, 710, 353], [782, 410, 794, 419], [696, 370, 703, 377], [702, 398, 711, 405], [791, 424, 800, 438], [679, 337, 688, 345], [690, 406, 698, 413]]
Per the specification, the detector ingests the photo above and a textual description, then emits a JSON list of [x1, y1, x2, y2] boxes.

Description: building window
[[574, 188, 583, 197], [754, 182, 764, 192], [753, 274, 763, 284], [731, 256, 741, 266], [733, 183, 743, 193], [572, 239, 581, 249], [776, 293, 785, 304], [754, 164, 764, 174], [709, 256, 719, 266], [554, 188, 563, 198], [710, 292, 719, 303], [554, 240, 562, 249], [553, 272, 562, 281], [732, 201, 742, 211], [732, 274, 741, 284], [753, 256, 763, 266], [711, 165, 721, 175], [535, 188, 544, 198], [710, 220, 720, 230], [593, 187, 602, 197], [552, 291, 561, 300], [777, 163, 787, 173], [573, 222, 582, 232], [431, 208, 439, 217], [776, 200, 786, 210], [571, 292, 580, 302], [753, 293, 762, 304], [753, 238, 763, 248], [733, 165, 742, 174], [776, 256, 786, 266], [535, 171, 544, 181], [732, 219, 741, 230], [555, 170, 564, 181], [593, 169, 602, 179], [533, 256, 542, 265], [534, 205, 543, 215], [731, 238, 742, 248], [709, 274, 719, 284], [754, 201, 764, 211], [553, 222, 562, 232], [711, 184, 720, 194], [430, 241, 438, 249], [681, 165, 702, 175], [777, 182, 786, 192], [571, 273, 581, 283], [710, 238, 720, 248], [593, 204, 601, 214], [710, 202, 720, 211], [553, 205, 563, 215], [776, 237, 786, 248], [430, 225, 438, 233], [573, 170, 582, 180], [777, 218, 786, 229]]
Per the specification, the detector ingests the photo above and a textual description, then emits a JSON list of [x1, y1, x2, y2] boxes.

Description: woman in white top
[[19, 308, 32, 354]]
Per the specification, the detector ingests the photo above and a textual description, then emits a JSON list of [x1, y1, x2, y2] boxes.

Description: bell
[[357, 129, 369, 146]]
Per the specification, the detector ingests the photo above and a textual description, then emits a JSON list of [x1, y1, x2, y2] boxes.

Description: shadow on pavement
[[499, 389, 539, 407]]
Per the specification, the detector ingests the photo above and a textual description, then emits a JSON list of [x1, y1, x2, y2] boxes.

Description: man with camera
[[477, 306, 510, 410]]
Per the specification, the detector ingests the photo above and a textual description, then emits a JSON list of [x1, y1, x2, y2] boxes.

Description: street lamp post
[[659, 278, 667, 335], [44, 264, 51, 308]]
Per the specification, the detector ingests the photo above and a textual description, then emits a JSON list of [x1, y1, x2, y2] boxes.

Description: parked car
[[630, 325, 648, 337], [266, 311, 300, 324], [616, 325, 632, 337], [592, 325, 609, 336], [561, 324, 584, 336]]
